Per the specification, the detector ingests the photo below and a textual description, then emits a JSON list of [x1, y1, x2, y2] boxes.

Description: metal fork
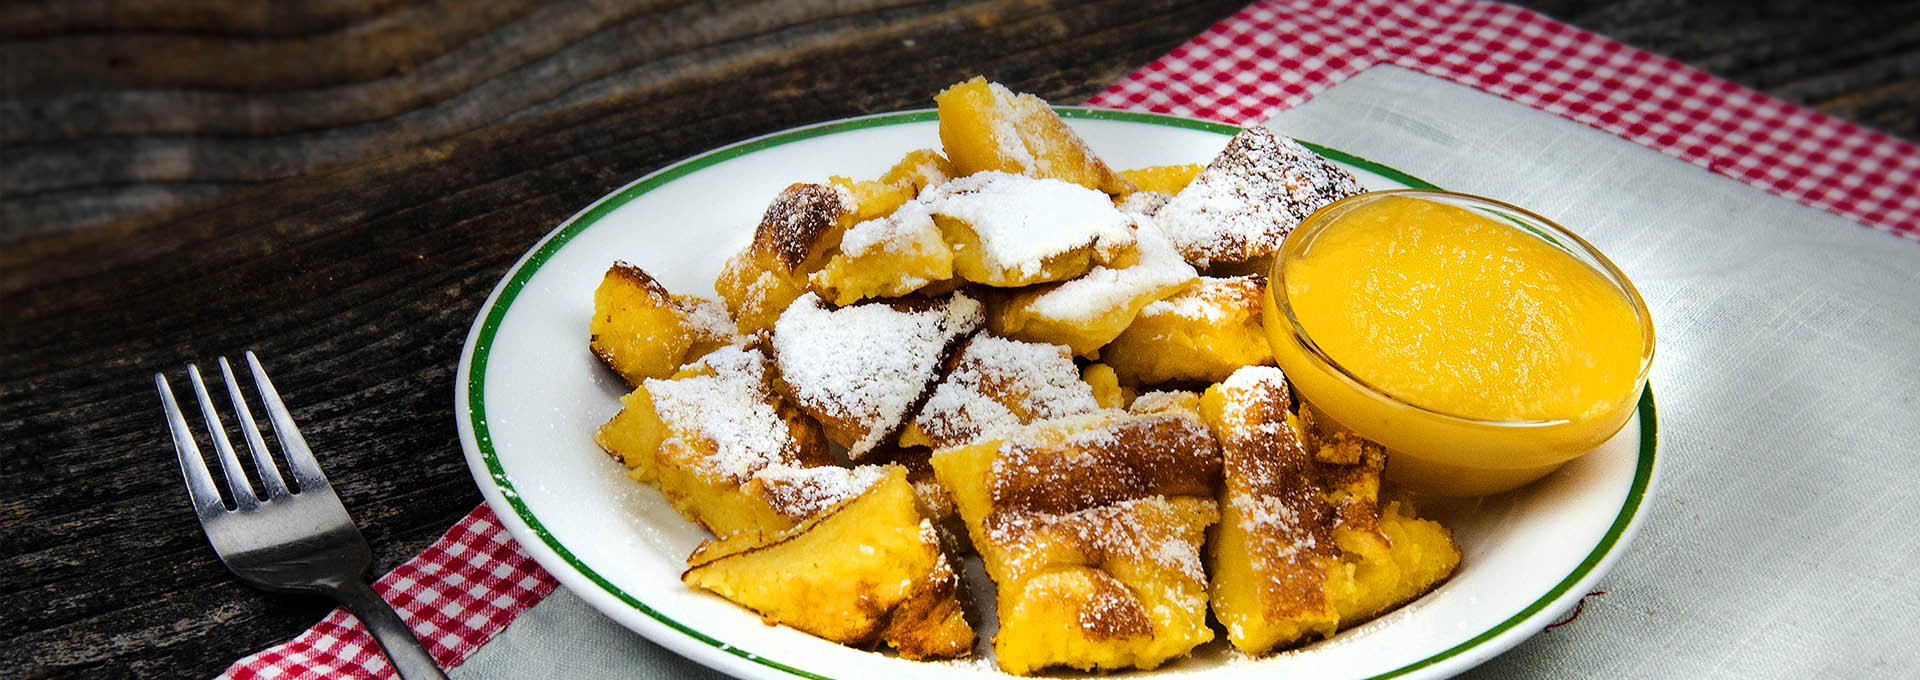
[[156, 352, 448, 680]]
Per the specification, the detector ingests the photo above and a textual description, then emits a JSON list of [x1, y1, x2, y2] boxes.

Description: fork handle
[[336, 579, 451, 680]]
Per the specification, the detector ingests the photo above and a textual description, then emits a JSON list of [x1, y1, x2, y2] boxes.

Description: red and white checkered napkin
[[1087, 0, 1919, 239], [224, 1, 1920, 676], [218, 506, 555, 679]]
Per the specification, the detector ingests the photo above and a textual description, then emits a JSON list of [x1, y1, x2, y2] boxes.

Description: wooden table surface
[[2, 1, 1913, 677]]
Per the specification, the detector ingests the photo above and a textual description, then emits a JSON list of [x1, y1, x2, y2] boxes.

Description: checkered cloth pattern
[[218, 505, 556, 679], [1087, 0, 1919, 240], [223, 2, 1919, 677]]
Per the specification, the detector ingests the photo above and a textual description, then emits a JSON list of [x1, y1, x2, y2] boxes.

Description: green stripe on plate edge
[[1367, 388, 1658, 679], [465, 106, 1656, 679]]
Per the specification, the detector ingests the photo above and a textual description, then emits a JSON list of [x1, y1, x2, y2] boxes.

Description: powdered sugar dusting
[[1018, 216, 1197, 323], [1213, 365, 1334, 576], [1229, 491, 1316, 564], [1116, 190, 1172, 216], [1128, 390, 1201, 420], [1156, 127, 1363, 267], [772, 292, 983, 458], [912, 336, 1101, 450], [754, 183, 854, 272], [749, 463, 889, 519], [1138, 275, 1264, 325], [1221, 365, 1290, 406], [644, 345, 797, 483], [983, 496, 1211, 582], [673, 295, 740, 344], [923, 171, 1134, 279], [985, 82, 1043, 174], [838, 200, 938, 257]]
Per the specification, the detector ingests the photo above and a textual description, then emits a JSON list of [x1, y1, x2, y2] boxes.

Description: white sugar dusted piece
[[645, 345, 812, 483], [923, 171, 1135, 286], [611, 342, 853, 537], [1156, 127, 1363, 268], [810, 201, 955, 306], [772, 291, 984, 459], [1115, 189, 1172, 217], [988, 217, 1199, 357], [671, 294, 743, 354], [909, 336, 1102, 450], [839, 200, 938, 257], [745, 463, 890, 520], [1202, 364, 1458, 654], [934, 77, 1136, 196], [926, 408, 1222, 674], [1136, 276, 1261, 324]]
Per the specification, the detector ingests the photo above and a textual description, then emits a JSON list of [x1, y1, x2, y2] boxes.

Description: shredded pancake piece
[[908, 335, 1102, 450], [1155, 127, 1363, 268], [929, 410, 1223, 674], [922, 171, 1136, 285], [988, 216, 1198, 357], [771, 291, 984, 459]]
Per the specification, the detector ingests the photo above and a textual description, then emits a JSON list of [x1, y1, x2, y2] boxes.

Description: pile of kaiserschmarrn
[[587, 77, 1461, 675]]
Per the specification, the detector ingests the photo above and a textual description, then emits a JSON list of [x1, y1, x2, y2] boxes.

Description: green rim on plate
[[463, 107, 1659, 680]]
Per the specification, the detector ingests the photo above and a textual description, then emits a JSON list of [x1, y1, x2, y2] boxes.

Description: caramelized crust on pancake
[[1204, 368, 1340, 640], [752, 182, 855, 274], [771, 292, 983, 460], [1156, 127, 1364, 268], [1127, 390, 1203, 421], [1103, 275, 1276, 385], [1201, 366, 1459, 654], [879, 544, 975, 660], [715, 183, 856, 334], [589, 262, 738, 386], [989, 412, 1218, 515], [931, 411, 1222, 674]]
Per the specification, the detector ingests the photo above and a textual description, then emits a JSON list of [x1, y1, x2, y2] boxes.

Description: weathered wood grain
[[5, 0, 1914, 241], [0, 1, 1912, 678], [0, 2, 1251, 677]]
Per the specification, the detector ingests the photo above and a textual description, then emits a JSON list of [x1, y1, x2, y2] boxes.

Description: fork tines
[[156, 351, 328, 510]]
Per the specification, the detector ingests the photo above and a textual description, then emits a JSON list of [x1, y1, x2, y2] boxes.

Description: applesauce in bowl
[[1264, 189, 1653, 496]]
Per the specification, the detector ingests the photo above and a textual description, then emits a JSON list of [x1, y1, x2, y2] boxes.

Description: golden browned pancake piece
[[1201, 366, 1461, 654], [931, 410, 1222, 675]]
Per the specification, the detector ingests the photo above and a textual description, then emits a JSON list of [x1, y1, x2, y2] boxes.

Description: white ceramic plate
[[455, 109, 1660, 679]]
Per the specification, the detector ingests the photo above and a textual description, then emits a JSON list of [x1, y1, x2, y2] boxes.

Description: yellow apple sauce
[[1265, 191, 1652, 496]]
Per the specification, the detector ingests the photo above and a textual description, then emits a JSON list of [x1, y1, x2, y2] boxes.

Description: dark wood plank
[[5, 0, 1914, 240], [0, 2, 1250, 677]]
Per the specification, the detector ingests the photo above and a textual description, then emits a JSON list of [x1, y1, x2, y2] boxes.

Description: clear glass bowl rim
[[1267, 188, 1657, 429]]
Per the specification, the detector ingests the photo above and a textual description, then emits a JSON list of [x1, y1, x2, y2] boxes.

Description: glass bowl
[[1263, 189, 1654, 497]]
